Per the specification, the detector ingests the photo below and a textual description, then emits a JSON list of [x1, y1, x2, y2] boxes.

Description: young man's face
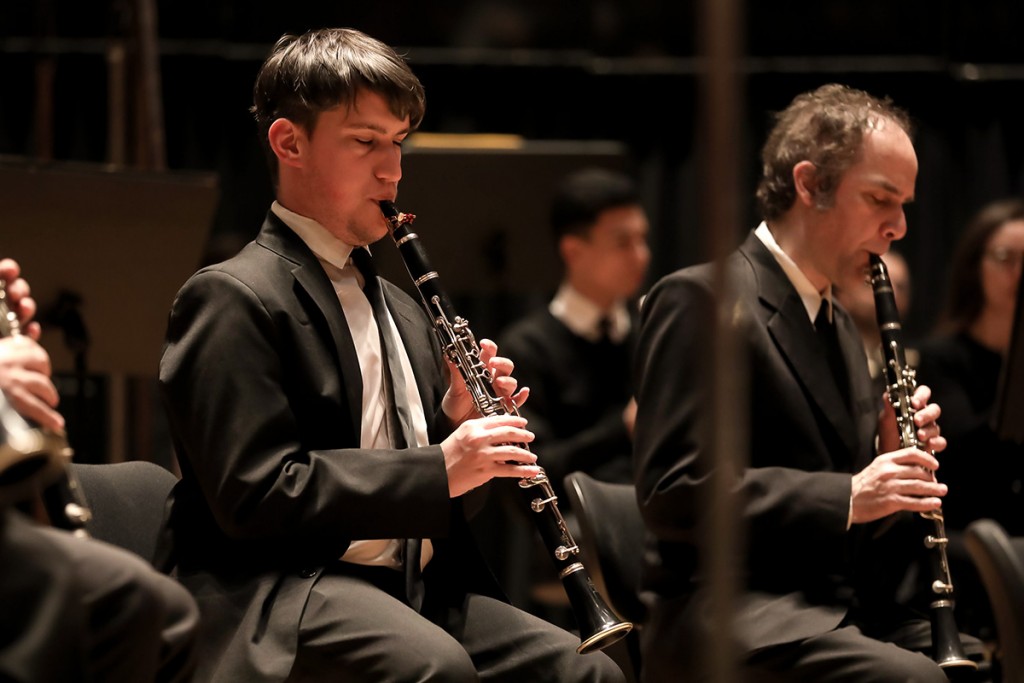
[[287, 89, 410, 246], [810, 121, 918, 288], [564, 204, 650, 308]]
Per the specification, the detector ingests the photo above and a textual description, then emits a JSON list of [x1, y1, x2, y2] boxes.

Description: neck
[[765, 216, 830, 292], [566, 278, 618, 313], [969, 308, 1013, 355]]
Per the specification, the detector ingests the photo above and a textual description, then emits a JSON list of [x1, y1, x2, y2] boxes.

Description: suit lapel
[[256, 214, 364, 437], [834, 302, 880, 469], [741, 236, 861, 461]]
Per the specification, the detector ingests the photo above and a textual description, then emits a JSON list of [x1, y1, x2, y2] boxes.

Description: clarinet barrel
[[381, 200, 633, 654]]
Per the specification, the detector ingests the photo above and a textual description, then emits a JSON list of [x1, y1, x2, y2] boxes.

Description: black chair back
[[71, 461, 178, 566], [563, 471, 647, 625], [965, 518, 1024, 682]]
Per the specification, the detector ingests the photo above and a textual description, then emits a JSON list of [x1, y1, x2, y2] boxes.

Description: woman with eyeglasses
[[915, 197, 1024, 642]]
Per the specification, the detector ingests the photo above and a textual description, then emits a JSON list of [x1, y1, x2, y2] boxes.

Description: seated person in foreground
[[158, 28, 624, 683]]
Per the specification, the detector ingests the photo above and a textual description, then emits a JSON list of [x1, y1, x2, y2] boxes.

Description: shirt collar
[[271, 201, 357, 273], [754, 221, 832, 323], [549, 282, 630, 343]]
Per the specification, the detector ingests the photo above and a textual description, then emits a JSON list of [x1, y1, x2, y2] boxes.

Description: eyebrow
[[345, 121, 410, 137], [871, 178, 914, 203]]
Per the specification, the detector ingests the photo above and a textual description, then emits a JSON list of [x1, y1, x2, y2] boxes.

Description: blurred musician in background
[[500, 166, 650, 502]]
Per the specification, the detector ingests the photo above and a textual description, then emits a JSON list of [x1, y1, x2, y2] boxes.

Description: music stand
[[1, 159, 217, 462], [992, 271, 1024, 444]]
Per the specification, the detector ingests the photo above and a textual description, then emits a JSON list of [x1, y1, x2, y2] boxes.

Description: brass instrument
[[869, 254, 976, 673], [0, 279, 90, 535], [380, 201, 634, 654]]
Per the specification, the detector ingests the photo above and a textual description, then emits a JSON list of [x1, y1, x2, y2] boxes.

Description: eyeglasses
[[985, 246, 1024, 270]]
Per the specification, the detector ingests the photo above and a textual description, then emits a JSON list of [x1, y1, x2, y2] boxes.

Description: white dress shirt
[[549, 282, 631, 343], [272, 202, 433, 569]]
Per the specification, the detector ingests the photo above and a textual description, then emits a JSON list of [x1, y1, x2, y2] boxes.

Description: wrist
[[442, 393, 476, 426]]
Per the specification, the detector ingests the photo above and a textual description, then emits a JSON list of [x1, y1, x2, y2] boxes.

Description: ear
[[268, 118, 305, 170], [792, 160, 819, 207], [559, 234, 584, 267]]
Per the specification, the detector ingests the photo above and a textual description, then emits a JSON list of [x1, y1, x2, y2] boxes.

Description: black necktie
[[349, 247, 424, 611], [815, 300, 850, 408], [350, 248, 415, 449]]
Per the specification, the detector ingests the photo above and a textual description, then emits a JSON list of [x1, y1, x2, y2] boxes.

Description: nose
[[882, 208, 908, 242], [376, 145, 402, 183], [636, 241, 651, 270]]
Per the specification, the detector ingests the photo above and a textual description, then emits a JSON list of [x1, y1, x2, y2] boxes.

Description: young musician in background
[[1, 257, 199, 682], [633, 84, 981, 682], [158, 28, 624, 682], [500, 166, 650, 502]]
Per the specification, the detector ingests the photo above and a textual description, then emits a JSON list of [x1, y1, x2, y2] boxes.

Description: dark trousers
[[0, 510, 199, 682], [287, 562, 626, 682]]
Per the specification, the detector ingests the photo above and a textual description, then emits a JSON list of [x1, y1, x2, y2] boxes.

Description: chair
[[71, 460, 179, 567], [564, 471, 647, 682], [965, 518, 1024, 683], [563, 471, 647, 627]]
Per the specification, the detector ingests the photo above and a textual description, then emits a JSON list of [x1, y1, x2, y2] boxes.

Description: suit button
[[299, 568, 317, 578]]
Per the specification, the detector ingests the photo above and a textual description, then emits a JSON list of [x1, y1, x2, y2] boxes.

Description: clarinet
[[380, 201, 634, 654], [869, 254, 976, 673], [0, 280, 91, 536]]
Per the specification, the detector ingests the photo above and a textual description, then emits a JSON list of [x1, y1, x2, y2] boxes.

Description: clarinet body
[[380, 201, 633, 654], [0, 280, 91, 535], [869, 254, 976, 673]]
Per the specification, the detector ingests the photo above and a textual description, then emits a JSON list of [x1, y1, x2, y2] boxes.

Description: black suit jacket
[[499, 307, 637, 497], [159, 213, 498, 682], [633, 231, 920, 660]]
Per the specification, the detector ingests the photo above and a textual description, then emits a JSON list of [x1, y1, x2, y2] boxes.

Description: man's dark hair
[[756, 83, 913, 220], [550, 167, 640, 242], [251, 28, 426, 182]]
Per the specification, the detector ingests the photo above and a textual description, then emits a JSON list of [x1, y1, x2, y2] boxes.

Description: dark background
[[3, 1, 1024, 463]]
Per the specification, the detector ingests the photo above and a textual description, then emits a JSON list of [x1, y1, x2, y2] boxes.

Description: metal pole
[[699, 0, 747, 681], [133, 0, 165, 170], [31, 0, 56, 162]]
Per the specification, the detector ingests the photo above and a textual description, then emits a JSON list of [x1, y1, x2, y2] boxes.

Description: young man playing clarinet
[[158, 27, 624, 682]]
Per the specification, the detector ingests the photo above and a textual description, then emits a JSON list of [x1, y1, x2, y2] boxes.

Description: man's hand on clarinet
[[877, 383, 946, 455], [441, 338, 529, 425], [439, 338, 538, 497], [852, 384, 947, 525], [440, 414, 539, 497], [0, 258, 42, 339]]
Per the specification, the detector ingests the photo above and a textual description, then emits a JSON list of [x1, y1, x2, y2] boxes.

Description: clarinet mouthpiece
[[379, 200, 415, 231]]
